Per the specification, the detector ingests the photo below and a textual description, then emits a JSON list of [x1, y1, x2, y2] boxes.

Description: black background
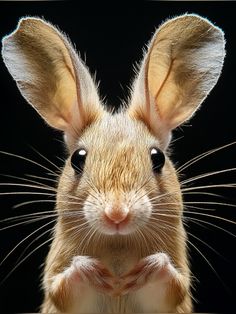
[[0, 1, 235, 313]]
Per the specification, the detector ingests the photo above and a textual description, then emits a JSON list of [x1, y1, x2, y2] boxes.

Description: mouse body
[[42, 113, 191, 313], [2, 14, 225, 313]]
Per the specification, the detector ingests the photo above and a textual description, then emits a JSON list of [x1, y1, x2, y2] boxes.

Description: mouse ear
[[2, 17, 104, 141], [128, 14, 225, 148]]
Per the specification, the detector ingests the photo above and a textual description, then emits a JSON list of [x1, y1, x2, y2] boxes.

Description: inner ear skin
[[1, 17, 105, 145], [128, 15, 225, 148]]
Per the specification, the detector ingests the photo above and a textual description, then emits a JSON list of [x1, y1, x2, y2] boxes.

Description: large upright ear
[[128, 14, 225, 148], [2, 17, 104, 143]]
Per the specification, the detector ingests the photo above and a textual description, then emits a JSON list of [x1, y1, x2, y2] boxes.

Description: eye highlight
[[150, 147, 165, 173], [71, 148, 87, 174]]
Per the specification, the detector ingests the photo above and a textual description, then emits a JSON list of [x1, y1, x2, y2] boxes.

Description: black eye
[[150, 147, 165, 173], [71, 149, 87, 174]]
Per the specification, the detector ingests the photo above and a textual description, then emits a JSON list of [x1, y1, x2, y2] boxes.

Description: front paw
[[120, 252, 178, 294], [71, 256, 115, 293], [51, 256, 114, 295]]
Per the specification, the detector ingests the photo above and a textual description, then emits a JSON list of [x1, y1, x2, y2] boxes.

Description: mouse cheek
[[82, 198, 100, 229], [133, 194, 153, 225]]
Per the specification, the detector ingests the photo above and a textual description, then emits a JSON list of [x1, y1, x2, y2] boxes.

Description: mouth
[[102, 214, 134, 235]]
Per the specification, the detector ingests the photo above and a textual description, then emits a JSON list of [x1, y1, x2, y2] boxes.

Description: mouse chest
[[72, 283, 172, 313]]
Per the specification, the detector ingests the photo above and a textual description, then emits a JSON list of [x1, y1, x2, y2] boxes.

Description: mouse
[[1, 13, 225, 313]]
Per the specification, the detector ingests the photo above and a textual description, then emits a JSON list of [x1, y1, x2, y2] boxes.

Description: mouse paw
[[50, 255, 114, 297], [120, 252, 178, 294], [70, 255, 114, 293]]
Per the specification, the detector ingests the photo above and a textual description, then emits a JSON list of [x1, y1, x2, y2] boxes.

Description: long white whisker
[[0, 191, 55, 197], [183, 191, 224, 199], [185, 216, 236, 238], [0, 151, 58, 176], [14, 218, 82, 266], [184, 207, 236, 223], [182, 184, 236, 192], [186, 239, 228, 290], [0, 215, 56, 231], [29, 145, 64, 173], [0, 236, 53, 286], [0, 209, 85, 224], [154, 210, 236, 225], [0, 219, 55, 267], [182, 168, 236, 186], [187, 230, 226, 261], [184, 201, 236, 208], [13, 198, 87, 210], [0, 182, 56, 192], [0, 173, 55, 189], [177, 141, 236, 173], [26, 173, 58, 184]]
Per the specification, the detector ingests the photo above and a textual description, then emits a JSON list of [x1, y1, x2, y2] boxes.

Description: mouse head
[[2, 15, 225, 239]]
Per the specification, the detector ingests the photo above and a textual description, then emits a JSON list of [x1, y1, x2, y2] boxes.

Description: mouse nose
[[104, 206, 129, 224]]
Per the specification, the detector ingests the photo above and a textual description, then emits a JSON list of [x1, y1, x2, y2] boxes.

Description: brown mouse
[[2, 14, 225, 313]]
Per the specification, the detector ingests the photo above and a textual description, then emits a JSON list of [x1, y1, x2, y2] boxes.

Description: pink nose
[[104, 207, 129, 224]]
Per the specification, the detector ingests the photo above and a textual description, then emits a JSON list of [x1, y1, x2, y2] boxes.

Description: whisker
[[187, 230, 226, 261], [135, 226, 150, 253], [184, 201, 236, 209], [13, 199, 57, 209], [76, 224, 97, 253], [182, 184, 236, 192], [153, 209, 236, 225], [185, 216, 236, 239], [26, 174, 58, 184], [0, 182, 56, 193], [0, 151, 58, 176], [0, 236, 53, 286], [133, 174, 154, 196], [29, 145, 64, 173], [177, 141, 236, 173], [170, 135, 184, 144], [0, 188, 89, 209], [184, 209, 236, 225], [131, 184, 158, 207], [83, 226, 100, 254], [0, 191, 56, 198], [0, 211, 58, 223], [0, 215, 57, 231], [184, 204, 215, 212], [0, 173, 55, 189], [14, 217, 81, 266], [148, 190, 181, 203], [181, 168, 236, 186], [149, 217, 181, 234], [183, 191, 225, 199], [0, 208, 85, 224], [13, 198, 87, 210], [186, 238, 228, 291], [151, 199, 236, 211], [0, 219, 56, 267]]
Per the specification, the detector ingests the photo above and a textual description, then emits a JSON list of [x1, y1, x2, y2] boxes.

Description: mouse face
[[57, 112, 182, 238]]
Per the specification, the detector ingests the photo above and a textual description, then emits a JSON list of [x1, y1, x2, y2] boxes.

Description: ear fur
[[128, 14, 226, 148], [2, 17, 104, 142]]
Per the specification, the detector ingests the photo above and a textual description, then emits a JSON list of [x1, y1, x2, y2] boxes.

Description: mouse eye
[[71, 148, 87, 174], [150, 147, 165, 173]]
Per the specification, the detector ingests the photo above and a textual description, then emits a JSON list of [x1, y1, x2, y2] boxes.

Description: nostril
[[104, 207, 129, 224]]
